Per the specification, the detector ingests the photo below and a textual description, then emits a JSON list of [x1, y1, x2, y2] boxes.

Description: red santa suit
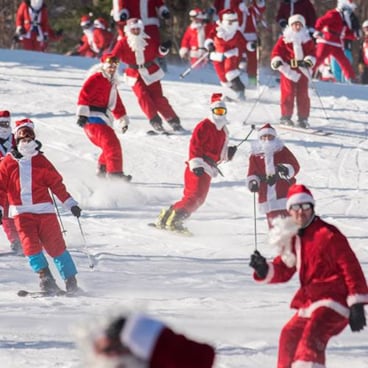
[[112, 19, 179, 128], [254, 200, 368, 367], [172, 94, 230, 216], [313, 3, 357, 81], [15, 0, 60, 52], [112, 0, 169, 41], [77, 57, 129, 175], [271, 14, 316, 122], [238, 0, 266, 83], [276, 0, 316, 32], [247, 124, 299, 227], [93, 18, 114, 56]]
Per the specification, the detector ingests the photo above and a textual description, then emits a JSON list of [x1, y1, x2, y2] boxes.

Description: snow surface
[[0, 49, 367, 367]]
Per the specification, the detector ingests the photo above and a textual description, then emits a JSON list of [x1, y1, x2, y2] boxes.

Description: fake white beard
[[211, 114, 228, 130], [17, 140, 38, 158], [127, 32, 149, 52], [283, 26, 310, 45], [216, 22, 238, 41], [0, 127, 11, 139]]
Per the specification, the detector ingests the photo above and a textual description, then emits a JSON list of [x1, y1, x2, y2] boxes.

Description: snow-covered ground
[[0, 49, 367, 367]]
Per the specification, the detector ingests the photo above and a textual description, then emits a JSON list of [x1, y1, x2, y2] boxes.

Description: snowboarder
[[0, 110, 23, 255], [14, 0, 62, 52], [246, 123, 300, 228], [111, 18, 182, 133], [313, 0, 359, 82], [154, 93, 237, 234], [76, 53, 132, 180], [249, 184, 368, 368], [270, 14, 315, 127], [205, 9, 249, 102], [0, 119, 82, 294], [81, 312, 216, 367]]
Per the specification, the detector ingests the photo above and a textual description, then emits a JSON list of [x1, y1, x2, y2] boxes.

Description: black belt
[[90, 106, 107, 114], [128, 61, 155, 69], [288, 59, 300, 69]]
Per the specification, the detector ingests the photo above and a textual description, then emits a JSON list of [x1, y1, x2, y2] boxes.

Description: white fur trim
[[278, 64, 301, 82], [346, 294, 368, 307], [286, 193, 314, 209], [258, 127, 276, 138], [223, 48, 239, 58], [77, 105, 90, 117], [225, 69, 241, 82], [188, 157, 218, 178], [297, 299, 350, 319], [288, 14, 306, 28], [222, 13, 238, 22], [121, 314, 165, 361], [292, 361, 325, 368], [62, 197, 78, 211], [117, 115, 129, 128]]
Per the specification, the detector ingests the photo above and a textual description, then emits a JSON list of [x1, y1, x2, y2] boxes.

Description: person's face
[[363, 26, 368, 36], [291, 21, 303, 32], [103, 56, 119, 76], [17, 127, 35, 143], [260, 134, 275, 141], [130, 27, 141, 36], [288, 203, 313, 227]]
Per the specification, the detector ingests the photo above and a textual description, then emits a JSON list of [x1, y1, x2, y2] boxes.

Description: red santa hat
[[189, 8, 205, 19], [218, 9, 238, 22], [210, 93, 226, 109], [288, 14, 306, 28], [286, 184, 315, 210], [125, 18, 144, 33], [337, 0, 356, 11], [93, 17, 108, 30], [257, 123, 277, 138], [80, 14, 92, 27], [13, 118, 35, 139], [0, 110, 11, 125]]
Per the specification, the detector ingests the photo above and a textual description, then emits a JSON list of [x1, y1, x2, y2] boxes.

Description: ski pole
[[77, 217, 95, 269], [236, 124, 256, 148], [179, 51, 209, 79], [253, 191, 258, 251], [50, 192, 67, 235], [307, 68, 329, 120]]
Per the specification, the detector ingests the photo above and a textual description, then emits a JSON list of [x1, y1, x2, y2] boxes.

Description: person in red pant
[[77, 53, 132, 181], [154, 93, 237, 233], [250, 184, 368, 368], [246, 123, 300, 228], [313, 0, 359, 82], [112, 18, 182, 133], [14, 0, 62, 52], [81, 312, 216, 368], [270, 14, 315, 127], [0, 111, 23, 255], [0, 119, 82, 294]]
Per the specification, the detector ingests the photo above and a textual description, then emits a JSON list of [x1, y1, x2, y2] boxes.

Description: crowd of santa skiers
[[4, 1, 368, 367]]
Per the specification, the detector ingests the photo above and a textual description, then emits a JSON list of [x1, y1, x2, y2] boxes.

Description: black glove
[[77, 116, 88, 127], [249, 180, 259, 193], [161, 9, 170, 19], [271, 60, 282, 69], [249, 250, 269, 279], [277, 164, 289, 178], [349, 303, 366, 332], [298, 59, 313, 68], [266, 174, 277, 186], [119, 12, 128, 22], [227, 145, 237, 160], [193, 167, 205, 177], [249, 41, 257, 51], [207, 43, 215, 53], [279, 19, 288, 29], [160, 40, 172, 51], [71, 205, 82, 218], [16, 26, 26, 36], [105, 317, 126, 340]]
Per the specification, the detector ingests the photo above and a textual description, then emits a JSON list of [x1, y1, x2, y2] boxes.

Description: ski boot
[[107, 172, 132, 182], [39, 267, 64, 295], [167, 117, 184, 131], [10, 240, 23, 256], [280, 116, 294, 126], [149, 115, 164, 132], [296, 118, 309, 129], [165, 209, 191, 235], [156, 207, 174, 229], [96, 163, 107, 178], [65, 275, 82, 296]]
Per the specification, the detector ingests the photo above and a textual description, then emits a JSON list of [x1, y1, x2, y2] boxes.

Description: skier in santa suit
[[92, 17, 114, 56], [83, 313, 216, 368], [0, 119, 82, 294], [15, 0, 62, 52], [247, 123, 300, 228], [313, 0, 358, 82], [0, 111, 23, 255], [237, 0, 266, 87], [358, 20, 368, 84], [154, 94, 237, 233], [205, 9, 248, 102], [111, 0, 170, 41], [276, 0, 316, 34], [270, 14, 315, 128], [179, 8, 215, 66], [77, 54, 132, 181], [250, 184, 368, 368], [112, 18, 182, 133]]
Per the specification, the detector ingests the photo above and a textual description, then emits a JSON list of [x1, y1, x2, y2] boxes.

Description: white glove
[[119, 115, 129, 134]]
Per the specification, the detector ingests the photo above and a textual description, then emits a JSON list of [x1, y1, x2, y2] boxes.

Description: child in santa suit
[[250, 184, 368, 368], [0, 119, 82, 294], [247, 123, 300, 228], [155, 93, 237, 233], [270, 14, 315, 128], [0, 111, 23, 255], [82, 312, 216, 368]]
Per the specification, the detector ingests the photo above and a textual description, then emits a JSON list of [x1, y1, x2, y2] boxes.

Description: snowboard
[[147, 222, 193, 237], [278, 124, 332, 136]]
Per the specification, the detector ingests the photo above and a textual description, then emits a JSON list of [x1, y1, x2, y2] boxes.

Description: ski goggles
[[0, 121, 10, 128], [212, 107, 227, 116], [104, 56, 120, 66], [289, 203, 313, 211]]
